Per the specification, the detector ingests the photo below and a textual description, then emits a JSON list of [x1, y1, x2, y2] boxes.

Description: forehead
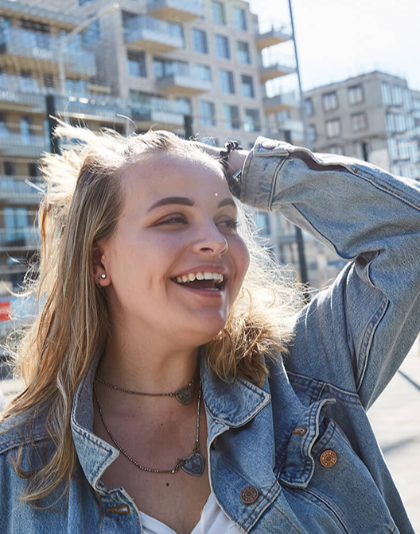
[[121, 153, 229, 208]]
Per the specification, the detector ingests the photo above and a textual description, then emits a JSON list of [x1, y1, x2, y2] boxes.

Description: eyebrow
[[147, 196, 236, 213]]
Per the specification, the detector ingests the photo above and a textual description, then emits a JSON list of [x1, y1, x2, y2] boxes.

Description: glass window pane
[[237, 41, 251, 64]]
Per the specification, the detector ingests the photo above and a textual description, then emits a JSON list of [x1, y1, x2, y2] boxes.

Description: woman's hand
[[194, 141, 249, 179]]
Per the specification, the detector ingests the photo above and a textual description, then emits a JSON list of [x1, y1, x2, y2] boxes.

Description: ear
[[92, 242, 111, 287]]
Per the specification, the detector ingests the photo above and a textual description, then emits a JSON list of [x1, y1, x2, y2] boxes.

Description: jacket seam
[[272, 502, 304, 533], [356, 294, 389, 393], [287, 372, 361, 405], [267, 158, 287, 211]]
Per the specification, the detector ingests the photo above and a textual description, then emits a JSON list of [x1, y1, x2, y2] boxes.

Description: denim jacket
[[0, 138, 417, 533]]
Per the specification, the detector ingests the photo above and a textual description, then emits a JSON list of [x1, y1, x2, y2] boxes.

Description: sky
[[248, 0, 420, 93]]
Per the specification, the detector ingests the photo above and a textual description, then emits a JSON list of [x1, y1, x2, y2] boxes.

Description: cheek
[[230, 237, 250, 292]]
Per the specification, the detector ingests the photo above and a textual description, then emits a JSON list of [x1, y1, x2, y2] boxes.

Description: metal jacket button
[[240, 485, 259, 504], [261, 140, 277, 150], [320, 449, 338, 468]]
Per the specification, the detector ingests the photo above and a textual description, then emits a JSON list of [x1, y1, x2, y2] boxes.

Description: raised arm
[[224, 137, 420, 410]]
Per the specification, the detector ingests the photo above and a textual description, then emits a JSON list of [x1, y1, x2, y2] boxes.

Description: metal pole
[[287, 0, 309, 149], [287, 0, 310, 295]]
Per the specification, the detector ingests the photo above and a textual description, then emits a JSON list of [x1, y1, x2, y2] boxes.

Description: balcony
[[156, 73, 211, 97], [0, 28, 96, 78], [256, 25, 293, 51], [263, 91, 299, 114], [56, 96, 130, 123], [146, 0, 205, 22], [125, 16, 184, 53], [0, 74, 45, 112], [131, 97, 189, 129], [259, 55, 296, 83], [0, 227, 40, 252], [0, 177, 43, 205], [0, 129, 48, 158]]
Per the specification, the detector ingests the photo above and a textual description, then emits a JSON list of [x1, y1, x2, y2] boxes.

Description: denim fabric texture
[[0, 137, 417, 533]]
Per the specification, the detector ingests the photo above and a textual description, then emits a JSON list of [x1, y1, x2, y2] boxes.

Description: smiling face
[[96, 152, 250, 347]]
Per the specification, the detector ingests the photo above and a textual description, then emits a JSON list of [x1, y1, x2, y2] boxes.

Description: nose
[[192, 221, 228, 256]]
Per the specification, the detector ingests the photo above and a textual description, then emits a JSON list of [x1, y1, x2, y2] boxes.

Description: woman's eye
[[158, 214, 187, 225], [219, 218, 239, 230]]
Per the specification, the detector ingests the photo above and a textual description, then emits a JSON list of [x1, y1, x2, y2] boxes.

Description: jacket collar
[[70, 345, 271, 492], [199, 346, 271, 429], [71, 348, 118, 491]]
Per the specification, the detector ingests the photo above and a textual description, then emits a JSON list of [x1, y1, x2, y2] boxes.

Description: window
[[326, 118, 341, 138], [219, 70, 235, 94], [4, 207, 29, 243], [241, 75, 254, 98], [305, 98, 313, 116], [348, 85, 364, 105], [153, 58, 188, 79], [244, 109, 260, 132], [237, 41, 251, 64], [329, 145, 344, 155], [351, 112, 367, 131], [381, 83, 392, 106], [200, 101, 217, 126], [4, 161, 16, 176], [0, 112, 8, 136], [233, 7, 247, 30], [276, 110, 290, 122], [20, 115, 35, 143], [195, 64, 212, 82], [308, 124, 316, 142], [127, 51, 147, 77], [223, 104, 240, 129], [392, 85, 403, 106], [215, 35, 230, 59], [43, 73, 55, 88], [212, 1, 226, 25], [323, 92, 338, 112], [28, 162, 41, 177], [192, 29, 208, 54], [256, 212, 270, 236]]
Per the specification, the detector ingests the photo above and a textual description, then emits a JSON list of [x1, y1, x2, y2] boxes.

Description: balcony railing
[[124, 16, 185, 52], [263, 91, 299, 113], [0, 227, 40, 249], [259, 54, 296, 82], [131, 97, 189, 128], [0, 128, 48, 157], [56, 96, 130, 122], [146, 0, 205, 22], [0, 177, 43, 204], [0, 28, 96, 78], [256, 24, 293, 51]]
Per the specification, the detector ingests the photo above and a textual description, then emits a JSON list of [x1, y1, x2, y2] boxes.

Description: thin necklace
[[95, 368, 198, 405], [93, 380, 205, 477]]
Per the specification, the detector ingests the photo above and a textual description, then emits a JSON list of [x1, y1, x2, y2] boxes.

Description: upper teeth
[[176, 272, 224, 283]]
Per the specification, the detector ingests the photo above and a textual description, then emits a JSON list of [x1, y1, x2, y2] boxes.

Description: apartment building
[[302, 71, 420, 179], [0, 0, 305, 337]]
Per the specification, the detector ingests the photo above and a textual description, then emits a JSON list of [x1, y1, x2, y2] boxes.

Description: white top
[[140, 492, 242, 534]]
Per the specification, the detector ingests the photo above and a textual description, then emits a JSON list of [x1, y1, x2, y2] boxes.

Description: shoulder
[[0, 410, 49, 456]]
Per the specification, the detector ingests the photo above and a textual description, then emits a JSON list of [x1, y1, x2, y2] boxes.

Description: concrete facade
[[302, 71, 420, 179]]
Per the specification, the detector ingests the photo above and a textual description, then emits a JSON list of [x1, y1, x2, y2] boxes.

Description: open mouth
[[171, 274, 226, 293]]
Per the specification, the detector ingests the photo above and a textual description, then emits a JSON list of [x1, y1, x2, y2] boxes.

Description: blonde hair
[[1, 124, 302, 505]]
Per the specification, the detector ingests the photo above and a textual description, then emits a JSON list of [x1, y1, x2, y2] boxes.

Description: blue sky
[[248, 0, 420, 92]]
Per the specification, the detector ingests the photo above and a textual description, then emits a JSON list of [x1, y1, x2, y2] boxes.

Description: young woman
[[0, 125, 417, 534]]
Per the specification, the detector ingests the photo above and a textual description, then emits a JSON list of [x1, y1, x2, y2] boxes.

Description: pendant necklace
[[95, 368, 198, 406], [93, 379, 205, 477]]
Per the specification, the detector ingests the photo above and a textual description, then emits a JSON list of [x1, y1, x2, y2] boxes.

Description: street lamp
[[58, 3, 120, 96]]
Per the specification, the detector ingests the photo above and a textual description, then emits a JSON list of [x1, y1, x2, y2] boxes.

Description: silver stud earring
[[97, 273, 107, 283]]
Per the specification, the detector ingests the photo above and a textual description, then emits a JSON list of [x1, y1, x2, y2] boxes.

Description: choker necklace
[[95, 368, 198, 405], [93, 380, 205, 477]]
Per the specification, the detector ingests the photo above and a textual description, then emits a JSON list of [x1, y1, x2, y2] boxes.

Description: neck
[[97, 323, 201, 397]]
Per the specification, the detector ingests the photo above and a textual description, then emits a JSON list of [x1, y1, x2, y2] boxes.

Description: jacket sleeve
[[240, 137, 420, 409]]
